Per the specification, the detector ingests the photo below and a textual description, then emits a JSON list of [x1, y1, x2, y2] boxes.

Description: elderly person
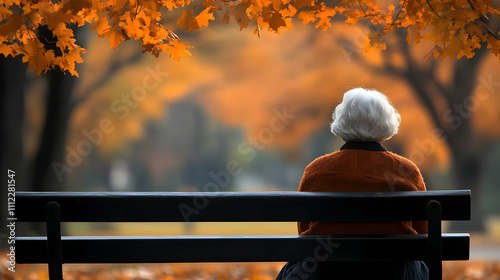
[[276, 88, 429, 280]]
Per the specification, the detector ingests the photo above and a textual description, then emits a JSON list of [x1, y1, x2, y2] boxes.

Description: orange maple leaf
[[60, 0, 91, 13], [22, 39, 53, 75], [59, 46, 85, 76], [365, 30, 387, 51], [0, 44, 13, 57], [104, 28, 129, 48], [272, 0, 282, 11], [293, 0, 314, 9], [280, 5, 297, 17], [0, 14, 23, 38], [0, 5, 13, 21], [232, 3, 251, 30], [268, 11, 286, 32], [298, 10, 316, 25], [91, 17, 111, 36], [177, 9, 199, 31], [196, 7, 214, 27], [167, 39, 192, 61]]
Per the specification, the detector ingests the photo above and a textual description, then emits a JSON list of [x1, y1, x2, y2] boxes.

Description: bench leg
[[46, 201, 63, 280], [426, 200, 442, 280]]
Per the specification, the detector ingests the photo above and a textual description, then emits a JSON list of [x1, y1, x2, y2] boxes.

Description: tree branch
[[379, 29, 449, 134], [70, 51, 143, 110], [424, 0, 450, 21], [466, 0, 500, 39], [384, 0, 407, 31]]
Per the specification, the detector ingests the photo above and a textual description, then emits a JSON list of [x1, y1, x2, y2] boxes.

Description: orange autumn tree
[[1, 0, 500, 76]]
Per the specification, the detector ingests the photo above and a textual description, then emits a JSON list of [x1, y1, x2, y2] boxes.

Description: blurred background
[[1, 12, 500, 279]]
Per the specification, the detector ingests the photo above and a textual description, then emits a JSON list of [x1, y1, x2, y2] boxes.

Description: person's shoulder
[[385, 151, 418, 166], [305, 151, 343, 170], [383, 151, 423, 176], [382, 151, 426, 191]]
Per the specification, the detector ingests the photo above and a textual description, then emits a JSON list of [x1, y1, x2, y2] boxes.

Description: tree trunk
[[395, 35, 489, 232], [0, 55, 27, 248], [449, 151, 485, 232], [446, 111, 487, 232], [30, 70, 78, 191], [30, 26, 89, 192], [406, 61, 488, 232], [445, 46, 489, 232]]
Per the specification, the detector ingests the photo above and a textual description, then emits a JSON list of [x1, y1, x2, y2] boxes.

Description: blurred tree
[[0, 27, 89, 238], [19, 27, 146, 193], [0, 55, 26, 248], [30, 26, 83, 193], [344, 28, 498, 231], [0, 27, 145, 238]]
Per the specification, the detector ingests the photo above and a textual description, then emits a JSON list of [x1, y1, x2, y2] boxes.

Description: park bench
[[16, 190, 470, 280]]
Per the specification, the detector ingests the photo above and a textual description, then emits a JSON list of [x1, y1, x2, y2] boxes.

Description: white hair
[[330, 88, 401, 142]]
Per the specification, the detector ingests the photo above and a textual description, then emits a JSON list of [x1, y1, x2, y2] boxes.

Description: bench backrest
[[17, 190, 470, 222], [16, 190, 471, 280]]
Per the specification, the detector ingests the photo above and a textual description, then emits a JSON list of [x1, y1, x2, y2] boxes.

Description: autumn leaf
[[315, 4, 336, 30], [58, 45, 85, 76], [113, 0, 128, 13], [293, 0, 314, 9], [201, 0, 216, 8], [22, 38, 53, 75], [196, 7, 215, 27], [272, 0, 282, 11], [221, 8, 230, 24], [247, 3, 263, 18], [0, 44, 12, 57], [60, 0, 91, 13], [177, 9, 199, 31], [52, 24, 77, 51], [2, 0, 500, 76], [232, 3, 251, 30], [278, 17, 293, 33], [0, 5, 13, 21], [140, 0, 159, 12], [269, 12, 286, 32], [365, 29, 386, 51], [167, 39, 192, 61], [105, 28, 129, 48], [0, 14, 23, 38], [423, 45, 442, 63], [298, 10, 316, 25], [280, 5, 297, 17], [487, 37, 500, 58], [91, 17, 111, 36]]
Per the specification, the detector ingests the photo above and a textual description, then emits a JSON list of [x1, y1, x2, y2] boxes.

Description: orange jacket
[[298, 141, 428, 235]]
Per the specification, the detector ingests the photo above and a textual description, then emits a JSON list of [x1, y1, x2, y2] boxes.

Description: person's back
[[276, 88, 429, 280], [298, 142, 427, 236]]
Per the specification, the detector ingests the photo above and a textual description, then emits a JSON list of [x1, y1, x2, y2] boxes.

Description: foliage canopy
[[0, 0, 499, 76]]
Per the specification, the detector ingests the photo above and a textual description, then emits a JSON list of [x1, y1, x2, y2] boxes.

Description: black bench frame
[[16, 190, 471, 280]]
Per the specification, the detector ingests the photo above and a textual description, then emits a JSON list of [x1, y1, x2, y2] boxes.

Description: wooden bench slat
[[16, 191, 471, 222], [17, 234, 469, 263]]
